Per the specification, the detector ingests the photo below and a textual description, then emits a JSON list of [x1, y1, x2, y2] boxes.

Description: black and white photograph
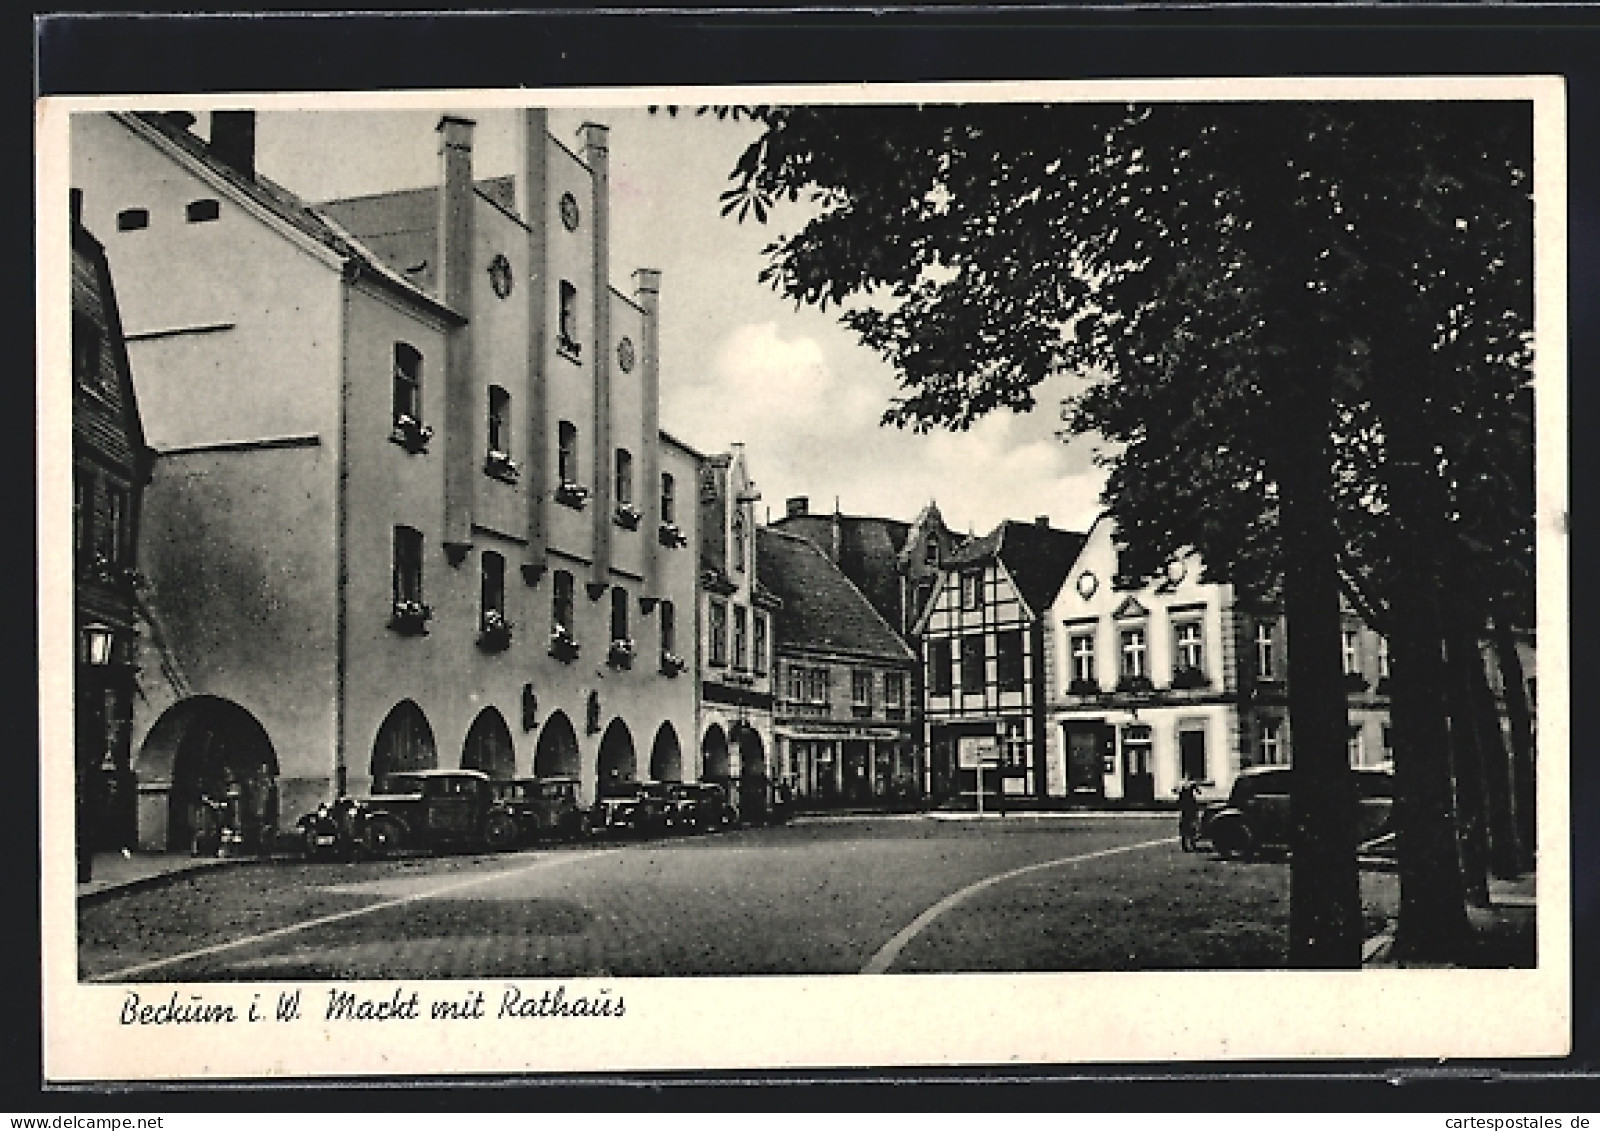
[[40, 74, 1569, 1078]]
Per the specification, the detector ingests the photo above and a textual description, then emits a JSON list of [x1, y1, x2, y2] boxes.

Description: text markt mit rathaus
[[325, 984, 625, 1021]]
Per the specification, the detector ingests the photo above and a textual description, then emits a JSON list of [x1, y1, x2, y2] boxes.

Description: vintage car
[[590, 781, 673, 838], [487, 777, 588, 843], [666, 781, 738, 832], [1201, 764, 1395, 859], [357, 769, 519, 856]]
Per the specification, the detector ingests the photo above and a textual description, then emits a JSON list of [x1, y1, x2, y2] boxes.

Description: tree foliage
[[714, 98, 1535, 963]]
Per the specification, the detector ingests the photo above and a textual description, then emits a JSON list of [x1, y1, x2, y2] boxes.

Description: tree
[[712, 98, 1533, 966]]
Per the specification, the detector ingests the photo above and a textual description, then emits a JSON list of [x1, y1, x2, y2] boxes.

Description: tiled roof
[[757, 527, 915, 664], [769, 512, 911, 632], [316, 176, 521, 295], [122, 112, 460, 324], [948, 520, 1087, 616]]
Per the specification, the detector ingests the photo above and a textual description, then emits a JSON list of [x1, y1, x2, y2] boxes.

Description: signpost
[[958, 736, 1003, 816]]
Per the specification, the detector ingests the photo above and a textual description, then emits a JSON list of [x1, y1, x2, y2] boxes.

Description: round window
[[560, 192, 581, 231], [617, 337, 636, 373]]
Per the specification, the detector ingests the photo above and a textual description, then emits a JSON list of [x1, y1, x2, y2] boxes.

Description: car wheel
[[363, 816, 404, 859], [1210, 814, 1254, 860], [482, 811, 518, 852]]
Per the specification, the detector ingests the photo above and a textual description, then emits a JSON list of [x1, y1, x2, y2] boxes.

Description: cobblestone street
[[79, 813, 1475, 982]]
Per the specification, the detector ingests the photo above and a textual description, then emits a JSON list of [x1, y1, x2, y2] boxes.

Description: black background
[[25, 5, 1600, 1111]]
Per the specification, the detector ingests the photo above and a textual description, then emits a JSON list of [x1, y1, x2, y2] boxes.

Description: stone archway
[[533, 710, 581, 779], [139, 696, 280, 854], [649, 722, 683, 783], [371, 700, 438, 786], [597, 718, 637, 797], [701, 723, 731, 784], [462, 707, 516, 780]]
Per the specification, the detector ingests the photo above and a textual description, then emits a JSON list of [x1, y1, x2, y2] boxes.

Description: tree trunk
[[1491, 610, 1537, 869], [1443, 610, 1492, 906], [1457, 605, 1522, 879], [1276, 374, 1362, 970]]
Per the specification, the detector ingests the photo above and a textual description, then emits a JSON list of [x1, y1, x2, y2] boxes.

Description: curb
[[76, 853, 285, 906]]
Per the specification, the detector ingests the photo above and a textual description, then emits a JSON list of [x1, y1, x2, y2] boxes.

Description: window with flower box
[[557, 281, 581, 359], [614, 449, 641, 529], [549, 570, 577, 660], [391, 343, 430, 453], [555, 421, 588, 508], [658, 599, 685, 675], [608, 587, 634, 668], [478, 551, 511, 650], [484, 385, 517, 481], [1342, 628, 1368, 690], [390, 525, 429, 634]]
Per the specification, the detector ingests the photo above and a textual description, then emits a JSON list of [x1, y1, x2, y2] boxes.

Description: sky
[[251, 105, 1110, 537]]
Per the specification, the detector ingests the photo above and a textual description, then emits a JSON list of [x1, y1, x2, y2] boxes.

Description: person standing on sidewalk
[[1176, 777, 1202, 852]]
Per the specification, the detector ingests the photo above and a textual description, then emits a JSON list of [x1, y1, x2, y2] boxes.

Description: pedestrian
[[1176, 776, 1202, 852]]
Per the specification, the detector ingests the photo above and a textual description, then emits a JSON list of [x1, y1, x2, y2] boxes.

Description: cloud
[[663, 321, 1107, 538]]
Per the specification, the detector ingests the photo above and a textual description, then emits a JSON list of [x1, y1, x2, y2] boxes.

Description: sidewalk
[[76, 848, 251, 902], [1362, 872, 1537, 967]]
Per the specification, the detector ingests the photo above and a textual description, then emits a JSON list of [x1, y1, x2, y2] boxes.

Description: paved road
[[81, 814, 1368, 982]]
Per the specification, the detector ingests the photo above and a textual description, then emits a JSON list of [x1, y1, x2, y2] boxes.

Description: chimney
[[210, 110, 256, 178], [162, 110, 196, 131], [786, 497, 809, 518], [830, 497, 842, 564], [437, 115, 477, 551], [1035, 514, 1051, 528], [69, 188, 83, 227]]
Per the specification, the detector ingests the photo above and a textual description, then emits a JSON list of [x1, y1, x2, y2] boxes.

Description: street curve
[[858, 835, 1177, 974]]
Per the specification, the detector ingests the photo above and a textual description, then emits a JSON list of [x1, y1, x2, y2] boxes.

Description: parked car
[[488, 777, 588, 843], [1201, 764, 1394, 859], [357, 769, 519, 856], [665, 781, 738, 833], [590, 781, 672, 838]]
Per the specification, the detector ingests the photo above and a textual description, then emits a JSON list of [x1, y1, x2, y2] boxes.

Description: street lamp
[[82, 622, 115, 667]]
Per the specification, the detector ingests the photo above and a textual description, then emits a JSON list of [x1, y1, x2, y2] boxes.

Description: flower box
[[389, 599, 432, 636], [607, 639, 636, 670], [483, 449, 520, 482], [390, 414, 433, 454], [613, 501, 643, 530], [1066, 678, 1100, 696], [659, 652, 686, 677], [1342, 671, 1370, 693], [477, 611, 513, 652], [554, 480, 590, 510], [556, 334, 583, 362], [658, 521, 689, 549], [1170, 667, 1209, 690], [1116, 674, 1155, 695], [548, 626, 580, 662]]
